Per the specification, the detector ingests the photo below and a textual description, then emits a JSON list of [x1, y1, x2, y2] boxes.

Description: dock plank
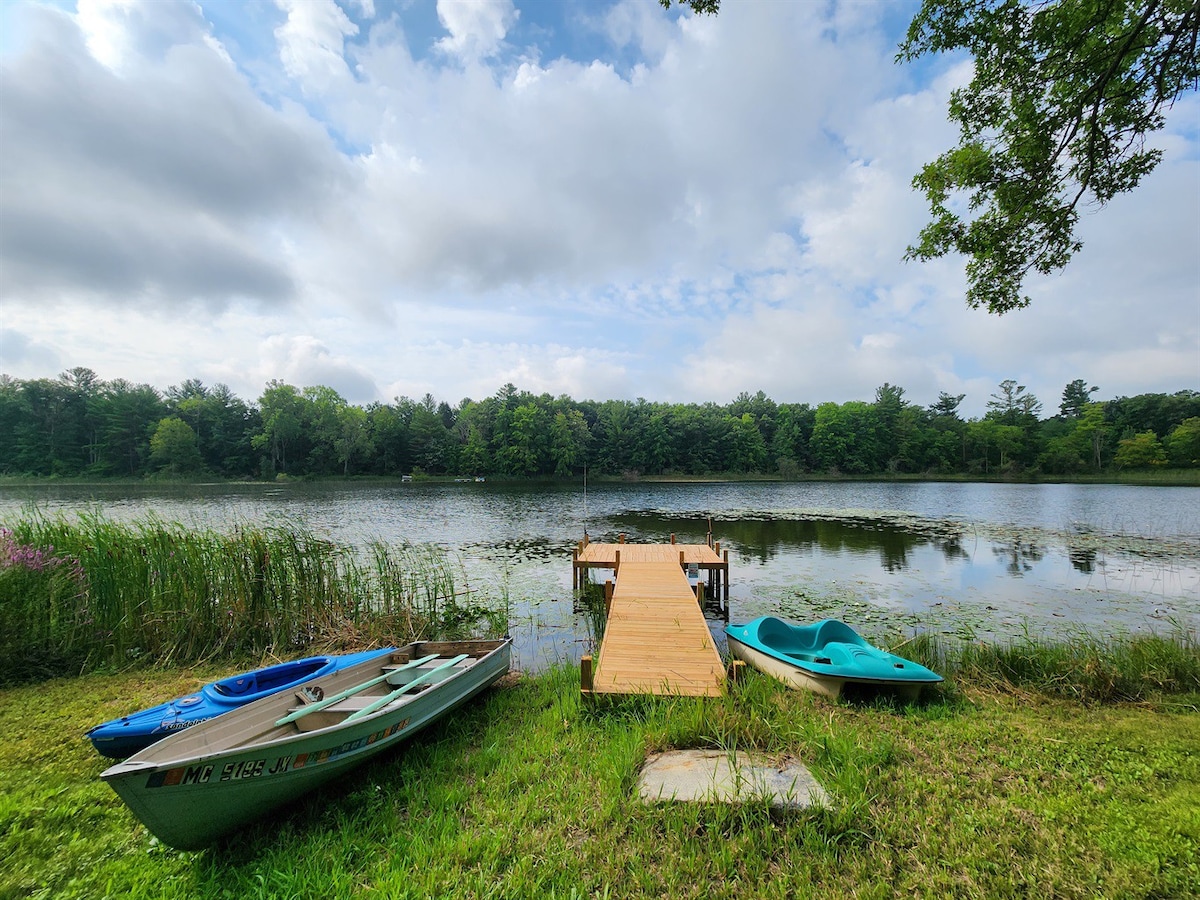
[[589, 559, 724, 697], [577, 543, 723, 566]]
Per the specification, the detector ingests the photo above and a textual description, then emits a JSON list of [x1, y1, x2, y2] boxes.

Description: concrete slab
[[637, 749, 830, 810]]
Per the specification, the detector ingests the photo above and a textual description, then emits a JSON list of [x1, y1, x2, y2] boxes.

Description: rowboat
[[87, 647, 395, 758], [725, 617, 941, 700], [100, 638, 511, 849]]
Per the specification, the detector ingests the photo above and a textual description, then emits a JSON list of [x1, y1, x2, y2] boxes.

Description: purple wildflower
[[1, 527, 85, 580]]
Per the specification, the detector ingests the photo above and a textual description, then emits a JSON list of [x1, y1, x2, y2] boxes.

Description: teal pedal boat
[[725, 617, 942, 700]]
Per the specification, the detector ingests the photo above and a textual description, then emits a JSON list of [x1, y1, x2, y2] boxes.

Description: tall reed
[[900, 627, 1200, 702], [0, 512, 506, 683]]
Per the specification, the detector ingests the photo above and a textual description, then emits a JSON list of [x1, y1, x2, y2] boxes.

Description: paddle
[[274, 654, 440, 726], [344, 654, 470, 722]]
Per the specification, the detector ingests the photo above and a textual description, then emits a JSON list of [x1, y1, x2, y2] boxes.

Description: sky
[[0, 0, 1197, 419]]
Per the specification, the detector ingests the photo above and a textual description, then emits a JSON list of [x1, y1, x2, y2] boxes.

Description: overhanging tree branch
[[899, 0, 1199, 313]]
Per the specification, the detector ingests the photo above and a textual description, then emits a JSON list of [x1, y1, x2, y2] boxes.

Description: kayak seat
[[258, 667, 316, 692], [215, 677, 257, 697]]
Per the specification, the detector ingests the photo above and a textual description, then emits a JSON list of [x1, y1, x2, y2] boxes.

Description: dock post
[[679, 550, 685, 570], [614, 549, 620, 575], [604, 579, 614, 615], [696, 580, 705, 606], [619, 533, 625, 544], [670, 533, 676, 544], [572, 548, 578, 590], [728, 659, 746, 683], [723, 549, 730, 604], [581, 655, 594, 693]]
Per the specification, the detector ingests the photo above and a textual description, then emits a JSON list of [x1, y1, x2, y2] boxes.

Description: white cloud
[[76, 0, 213, 71], [0, 0, 1195, 417], [76, 0, 138, 69], [0, 2, 345, 311], [0, 326, 62, 374], [274, 0, 358, 93], [255, 334, 378, 403], [435, 0, 517, 62]]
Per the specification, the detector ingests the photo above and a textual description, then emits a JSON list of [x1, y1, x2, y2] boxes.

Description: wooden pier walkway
[[574, 537, 729, 697]]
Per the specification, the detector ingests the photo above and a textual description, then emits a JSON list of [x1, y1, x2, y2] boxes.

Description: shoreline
[[2, 468, 1199, 488], [5, 649, 1197, 899]]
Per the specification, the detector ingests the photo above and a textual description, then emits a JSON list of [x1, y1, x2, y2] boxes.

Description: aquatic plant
[[0, 513, 507, 682], [900, 627, 1200, 703], [0, 527, 89, 682]]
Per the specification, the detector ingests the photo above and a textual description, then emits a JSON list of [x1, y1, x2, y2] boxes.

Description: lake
[[2, 480, 1197, 671]]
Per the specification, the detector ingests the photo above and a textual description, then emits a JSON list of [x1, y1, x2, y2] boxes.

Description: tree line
[[1, 368, 1197, 480]]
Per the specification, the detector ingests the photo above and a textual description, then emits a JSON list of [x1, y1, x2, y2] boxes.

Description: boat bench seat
[[382, 657, 479, 674], [291, 693, 389, 716], [378, 658, 479, 686], [285, 692, 415, 731], [285, 657, 479, 732], [324, 694, 396, 713]]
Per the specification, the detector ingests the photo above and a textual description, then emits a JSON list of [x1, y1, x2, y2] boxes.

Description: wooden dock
[[572, 534, 730, 604], [574, 537, 729, 697]]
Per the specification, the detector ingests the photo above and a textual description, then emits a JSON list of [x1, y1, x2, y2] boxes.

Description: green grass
[[0, 513, 507, 684], [2, 658, 1197, 899], [899, 628, 1200, 703]]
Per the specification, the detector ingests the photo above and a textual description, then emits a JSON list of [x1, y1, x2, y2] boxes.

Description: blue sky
[[1, 0, 1197, 417]]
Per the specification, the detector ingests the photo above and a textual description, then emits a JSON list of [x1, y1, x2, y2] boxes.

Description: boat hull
[[87, 648, 395, 758], [725, 617, 941, 701], [100, 639, 511, 849], [727, 635, 855, 699]]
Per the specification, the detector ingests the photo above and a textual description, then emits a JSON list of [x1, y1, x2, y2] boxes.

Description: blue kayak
[[725, 617, 942, 700], [86, 647, 395, 758]]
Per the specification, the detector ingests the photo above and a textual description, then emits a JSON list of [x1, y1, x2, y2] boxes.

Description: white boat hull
[[727, 635, 921, 701]]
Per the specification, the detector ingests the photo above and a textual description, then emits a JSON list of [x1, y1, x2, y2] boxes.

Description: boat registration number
[[145, 718, 410, 789]]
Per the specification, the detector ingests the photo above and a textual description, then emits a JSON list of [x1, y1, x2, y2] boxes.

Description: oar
[[344, 654, 469, 722], [275, 654, 440, 726]]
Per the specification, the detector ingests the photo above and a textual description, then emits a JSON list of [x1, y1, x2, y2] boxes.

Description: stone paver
[[637, 749, 830, 810]]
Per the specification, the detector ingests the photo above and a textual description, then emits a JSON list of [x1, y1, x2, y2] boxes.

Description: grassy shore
[[3, 648, 1198, 900]]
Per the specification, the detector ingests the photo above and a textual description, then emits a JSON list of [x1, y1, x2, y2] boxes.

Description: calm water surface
[[2, 481, 1197, 670]]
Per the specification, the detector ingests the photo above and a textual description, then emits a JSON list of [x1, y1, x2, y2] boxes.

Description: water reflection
[[1, 482, 1197, 669], [1068, 546, 1097, 574], [610, 509, 1199, 652], [991, 539, 1046, 576], [613, 512, 972, 573]]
